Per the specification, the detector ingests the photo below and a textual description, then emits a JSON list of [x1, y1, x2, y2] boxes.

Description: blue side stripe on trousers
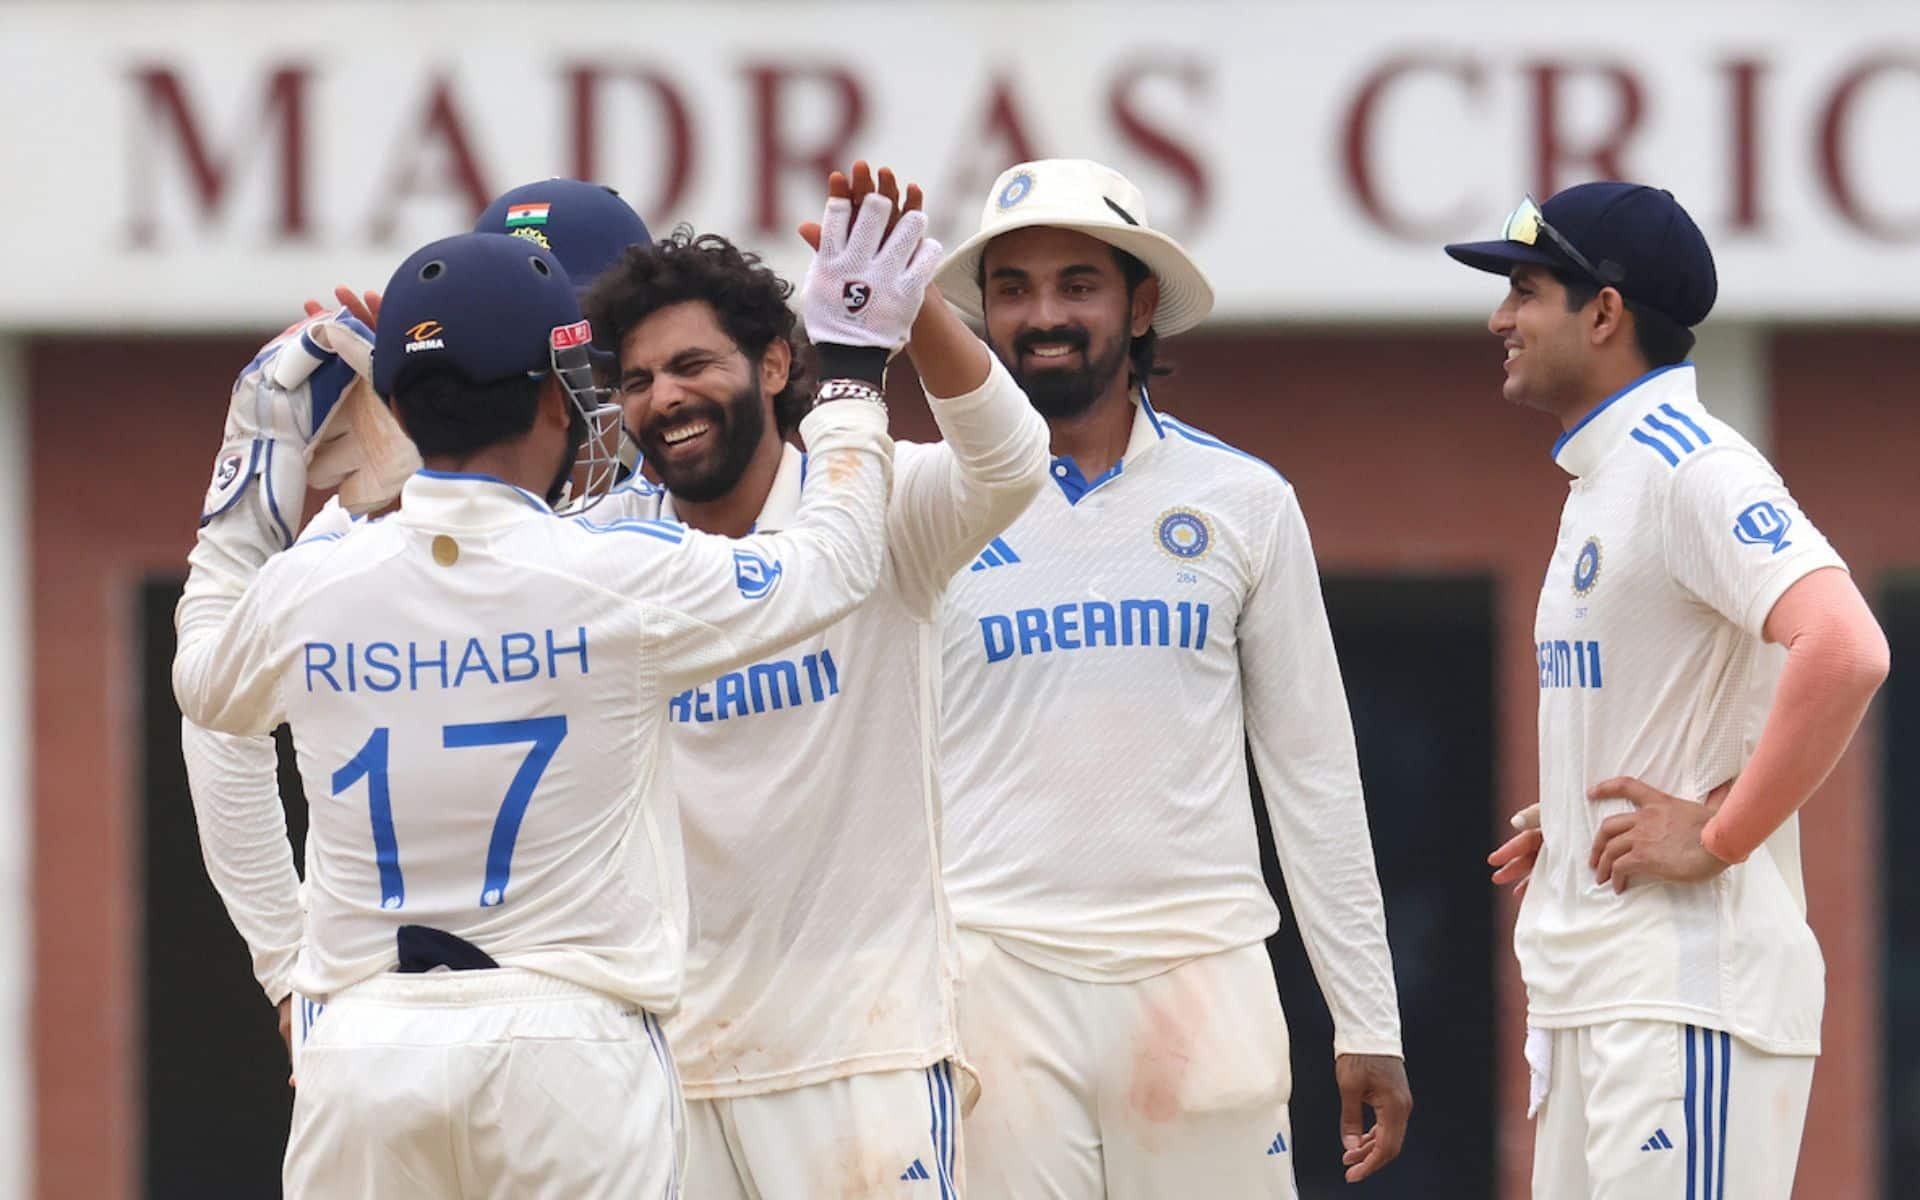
[[1717, 1031, 1731, 1200], [924, 1065, 955, 1200], [1685, 1026, 1697, 1200], [934, 1063, 950, 1195], [643, 1014, 681, 1199], [939, 1063, 957, 1199], [1703, 1030, 1716, 1200]]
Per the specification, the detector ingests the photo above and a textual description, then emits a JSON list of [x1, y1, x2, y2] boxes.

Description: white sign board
[[0, 1, 1916, 328]]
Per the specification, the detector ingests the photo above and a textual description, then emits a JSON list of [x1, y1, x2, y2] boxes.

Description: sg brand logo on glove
[[841, 281, 871, 315]]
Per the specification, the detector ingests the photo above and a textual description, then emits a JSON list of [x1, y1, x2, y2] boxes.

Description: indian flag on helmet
[[505, 203, 551, 228]]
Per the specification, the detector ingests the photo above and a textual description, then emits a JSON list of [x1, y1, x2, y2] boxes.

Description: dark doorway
[[1882, 576, 1920, 1196], [141, 577, 305, 1198], [1257, 575, 1498, 1199]]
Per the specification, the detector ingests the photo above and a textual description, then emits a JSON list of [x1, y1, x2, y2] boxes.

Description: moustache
[[1012, 327, 1089, 359]]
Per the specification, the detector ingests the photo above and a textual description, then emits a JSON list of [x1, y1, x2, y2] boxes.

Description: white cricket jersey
[[598, 355, 1048, 1098], [1521, 363, 1842, 1054], [937, 391, 1403, 1059], [173, 402, 893, 1014]]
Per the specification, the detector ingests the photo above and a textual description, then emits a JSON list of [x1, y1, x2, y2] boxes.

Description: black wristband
[[812, 344, 889, 388]]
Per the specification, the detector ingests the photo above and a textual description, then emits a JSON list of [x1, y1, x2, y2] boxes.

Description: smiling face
[[614, 300, 782, 504], [979, 226, 1157, 419], [1487, 263, 1598, 420]]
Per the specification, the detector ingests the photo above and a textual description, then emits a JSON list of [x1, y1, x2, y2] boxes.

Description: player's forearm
[[884, 354, 1046, 616], [905, 291, 991, 397], [1702, 568, 1891, 864], [922, 352, 1049, 494], [181, 719, 305, 1003], [663, 399, 893, 689], [1253, 732, 1406, 1057], [787, 397, 894, 593], [1243, 499, 1403, 1055], [173, 490, 282, 731]]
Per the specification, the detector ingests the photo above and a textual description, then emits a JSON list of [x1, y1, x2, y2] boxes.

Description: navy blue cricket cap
[[372, 232, 586, 400], [1445, 182, 1718, 328], [475, 179, 652, 296]]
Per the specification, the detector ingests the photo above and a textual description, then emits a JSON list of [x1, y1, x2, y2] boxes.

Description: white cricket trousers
[[1531, 1021, 1813, 1199], [283, 968, 685, 1199], [956, 931, 1297, 1199], [684, 1062, 965, 1198]]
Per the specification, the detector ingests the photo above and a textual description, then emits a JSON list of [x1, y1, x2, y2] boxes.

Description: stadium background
[[2, 2, 1915, 1196]]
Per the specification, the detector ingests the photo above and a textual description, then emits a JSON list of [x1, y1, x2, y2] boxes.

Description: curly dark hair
[[583, 225, 812, 435]]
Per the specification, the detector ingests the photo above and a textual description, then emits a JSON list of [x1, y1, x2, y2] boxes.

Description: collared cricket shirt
[[174, 403, 893, 1016], [1522, 363, 1843, 1053], [597, 356, 1048, 1097], [936, 392, 1403, 1059]]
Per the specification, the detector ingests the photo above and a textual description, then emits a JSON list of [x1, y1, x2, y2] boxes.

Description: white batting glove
[[800, 193, 942, 353]]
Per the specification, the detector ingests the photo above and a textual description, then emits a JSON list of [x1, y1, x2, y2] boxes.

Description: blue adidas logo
[[1265, 1131, 1288, 1156], [900, 1158, 931, 1181], [969, 537, 1021, 571], [1640, 1128, 1675, 1152]]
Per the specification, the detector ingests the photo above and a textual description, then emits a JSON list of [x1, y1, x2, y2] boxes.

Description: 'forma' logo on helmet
[[405, 320, 446, 354]]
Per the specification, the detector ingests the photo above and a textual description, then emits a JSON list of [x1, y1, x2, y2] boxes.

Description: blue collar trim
[[1138, 386, 1167, 440], [1550, 361, 1694, 461], [1050, 455, 1124, 505]]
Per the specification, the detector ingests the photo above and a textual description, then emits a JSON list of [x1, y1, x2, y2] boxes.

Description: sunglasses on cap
[[1501, 195, 1624, 287]]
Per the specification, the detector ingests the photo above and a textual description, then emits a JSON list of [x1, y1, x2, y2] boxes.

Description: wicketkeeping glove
[[800, 192, 942, 353], [200, 311, 420, 545]]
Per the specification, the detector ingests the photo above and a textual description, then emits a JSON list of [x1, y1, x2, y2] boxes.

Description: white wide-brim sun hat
[[934, 158, 1216, 337]]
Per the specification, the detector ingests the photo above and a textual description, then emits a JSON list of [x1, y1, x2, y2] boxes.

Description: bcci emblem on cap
[[1734, 501, 1793, 555], [1157, 508, 1213, 560], [996, 169, 1035, 211]]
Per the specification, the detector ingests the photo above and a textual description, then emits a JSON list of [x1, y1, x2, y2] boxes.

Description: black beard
[[640, 378, 768, 504], [1001, 326, 1131, 420]]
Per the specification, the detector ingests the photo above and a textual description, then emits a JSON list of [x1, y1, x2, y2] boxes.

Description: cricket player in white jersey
[[581, 162, 1047, 1197], [172, 194, 936, 1194], [929, 159, 1412, 1198], [1451, 182, 1891, 1198], [181, 178, 656, 1071]]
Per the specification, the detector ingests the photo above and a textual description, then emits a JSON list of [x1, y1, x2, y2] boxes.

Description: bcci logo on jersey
[[1573, 536, 1602, 597], [733, 549, 783, 600], [1156, 508, 1213, 560], [1733, 501, 1793, 555]]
